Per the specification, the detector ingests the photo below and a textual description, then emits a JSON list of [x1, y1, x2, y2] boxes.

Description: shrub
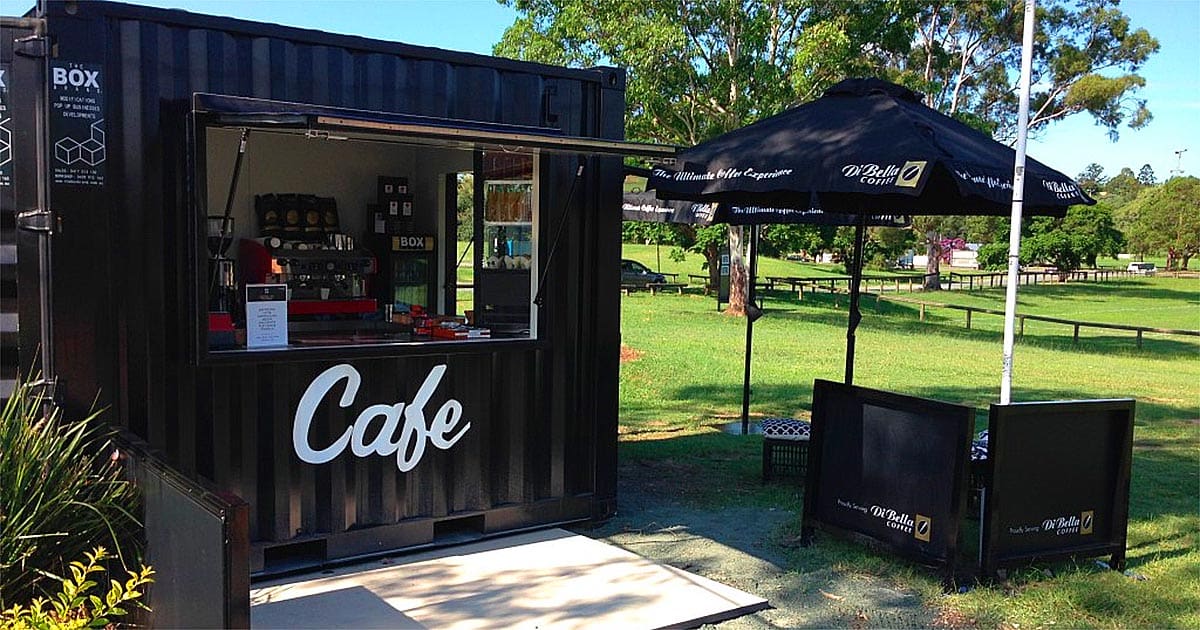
[[0, 381, 141, 606], [0, 546, 153, 629]]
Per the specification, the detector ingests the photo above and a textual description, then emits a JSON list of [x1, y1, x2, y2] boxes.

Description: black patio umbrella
[[624, 164, 911, 433], [647, 77, 1091, 425], [649, 78, 1092, 216]]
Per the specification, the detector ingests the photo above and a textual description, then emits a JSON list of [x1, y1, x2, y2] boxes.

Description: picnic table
[[621, 282, 687, 295]]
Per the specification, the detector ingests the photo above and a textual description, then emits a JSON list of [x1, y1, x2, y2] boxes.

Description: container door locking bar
[[16, 209, 56, 233]]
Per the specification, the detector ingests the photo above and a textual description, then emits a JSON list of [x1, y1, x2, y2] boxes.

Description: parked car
[[1127, 262, 1157, 275], [621, 259, 666, 285]]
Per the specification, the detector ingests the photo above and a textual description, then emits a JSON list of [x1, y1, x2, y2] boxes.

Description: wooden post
[[1019, 315, 1025, 337], [920, 303, 926, 322], [1073, 323, 1080, 346], [909, 277, 914, 292], [1136, 329, 1143, 349], [966, 309, 972, 330]]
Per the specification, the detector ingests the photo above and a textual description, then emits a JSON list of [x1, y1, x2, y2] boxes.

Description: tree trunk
[[704, 241, 721, 289], [726, 225, 747, 316], [923, 230, 942, 290]]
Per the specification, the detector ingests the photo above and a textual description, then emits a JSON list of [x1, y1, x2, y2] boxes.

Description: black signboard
[[980, 399, 1135, 577], [802, 379, 974, 581], [718, 245, 731, 305], [49, 62, 105, 187]]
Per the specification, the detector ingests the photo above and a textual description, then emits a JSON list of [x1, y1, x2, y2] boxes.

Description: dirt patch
[[620, 345, 644, 363], [574, 458, 938, 628]]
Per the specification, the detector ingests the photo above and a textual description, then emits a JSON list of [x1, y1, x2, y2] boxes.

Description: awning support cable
[[533, 158, 585, 307]]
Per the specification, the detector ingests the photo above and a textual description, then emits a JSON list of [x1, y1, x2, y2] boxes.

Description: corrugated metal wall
[[34, 1, 623, 570]]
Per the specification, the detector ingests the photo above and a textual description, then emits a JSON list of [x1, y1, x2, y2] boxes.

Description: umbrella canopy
[[649, 78, 1092, 216], [621, 189, 716, 224], [623, 166, 910, 227], [621, 191, 911, 227]]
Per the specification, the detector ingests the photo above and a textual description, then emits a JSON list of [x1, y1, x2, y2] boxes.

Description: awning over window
[[192, 93, 677, 160]]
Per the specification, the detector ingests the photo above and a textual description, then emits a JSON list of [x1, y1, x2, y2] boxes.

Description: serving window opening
[[195, 121, 541, 357]]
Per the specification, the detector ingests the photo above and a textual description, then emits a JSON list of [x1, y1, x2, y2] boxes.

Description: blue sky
[[129, 0, 1198, 180]]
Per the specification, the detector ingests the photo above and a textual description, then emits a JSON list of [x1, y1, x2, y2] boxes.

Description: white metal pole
[[1001, 0, 1037, 405]]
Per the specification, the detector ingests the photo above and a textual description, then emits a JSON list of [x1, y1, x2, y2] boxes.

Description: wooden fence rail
[[873, 294, 1199, 349], [949, 269, 1135, 290]]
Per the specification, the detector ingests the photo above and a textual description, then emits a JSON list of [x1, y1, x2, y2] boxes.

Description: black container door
[[1, 24, 50, 399]]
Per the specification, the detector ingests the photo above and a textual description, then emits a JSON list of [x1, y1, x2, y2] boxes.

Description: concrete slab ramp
[[251, 528, 768, 629]]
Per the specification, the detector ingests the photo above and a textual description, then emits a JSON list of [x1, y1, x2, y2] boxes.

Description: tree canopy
[[493, 0, 1165, 282], [496, 0, 1157, 146], [1118, 176, 1200, 270]]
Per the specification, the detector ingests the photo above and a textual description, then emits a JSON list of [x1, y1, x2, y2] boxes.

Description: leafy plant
[[1, 546, 153, 630], [0, 381, 141, 606]]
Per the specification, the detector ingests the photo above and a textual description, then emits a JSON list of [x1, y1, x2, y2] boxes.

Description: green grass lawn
[[617, 247, 1200, 628]]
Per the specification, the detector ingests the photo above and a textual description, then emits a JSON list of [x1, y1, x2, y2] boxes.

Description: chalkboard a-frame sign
[[980, 399, 1135, 578], [801, 379, 975, 583]]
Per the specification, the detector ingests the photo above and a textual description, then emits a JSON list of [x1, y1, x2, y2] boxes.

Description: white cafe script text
[[293, 364, 470, 472]]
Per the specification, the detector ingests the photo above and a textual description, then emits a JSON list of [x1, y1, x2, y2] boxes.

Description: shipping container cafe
[[1, 0, 673, 590]]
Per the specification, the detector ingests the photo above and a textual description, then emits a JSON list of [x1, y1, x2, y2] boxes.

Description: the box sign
[[981, 399, 1134, 576], [802, 380, 973, 581], [391, 235, 435, 251], [245, 284, 288, 348], [49, 62, 105, 187], [292, 363, 471, 472]]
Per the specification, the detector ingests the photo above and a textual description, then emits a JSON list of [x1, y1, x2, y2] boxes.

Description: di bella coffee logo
[[839, 499, 933, 542], [1041, 512, 1091, 536], [913, 514, 932, 542], [841, 160, 927, 189], [1010, 510, 1096, 537]]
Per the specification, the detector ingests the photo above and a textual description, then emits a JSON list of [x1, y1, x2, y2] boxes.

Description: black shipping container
[[3, 1, 671, 575]]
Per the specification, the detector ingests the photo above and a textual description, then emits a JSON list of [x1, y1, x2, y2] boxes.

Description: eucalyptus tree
[[1119, 176, 1200, 270], [494, 0, 915, 312], [886, 0, 1157, 286], [890, 0, 1158, 141]]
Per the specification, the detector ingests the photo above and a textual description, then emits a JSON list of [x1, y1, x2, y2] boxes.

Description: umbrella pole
[[844, 214, 867, 385], [1001, 0, 1037, 404], [741, 225, 760, 435]]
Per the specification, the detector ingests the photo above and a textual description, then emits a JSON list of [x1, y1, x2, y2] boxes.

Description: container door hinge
[[16, 209, 56, 234], [23, 377, 59, 403], [14, 34, 51, 59]]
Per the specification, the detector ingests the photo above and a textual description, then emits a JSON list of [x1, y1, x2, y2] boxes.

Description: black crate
[[763, 438, 808, 481]]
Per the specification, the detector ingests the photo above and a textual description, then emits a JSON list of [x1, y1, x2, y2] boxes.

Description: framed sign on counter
[[245, 284, 288, 348]]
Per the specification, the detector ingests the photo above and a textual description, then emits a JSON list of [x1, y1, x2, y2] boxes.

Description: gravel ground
[[574, 457, 941, 629]]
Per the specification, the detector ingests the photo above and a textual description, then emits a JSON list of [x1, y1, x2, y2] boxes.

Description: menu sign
[[246, 284, 288, 348], [981, 400, 1134, 576], [802, 380, 973, 578]]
